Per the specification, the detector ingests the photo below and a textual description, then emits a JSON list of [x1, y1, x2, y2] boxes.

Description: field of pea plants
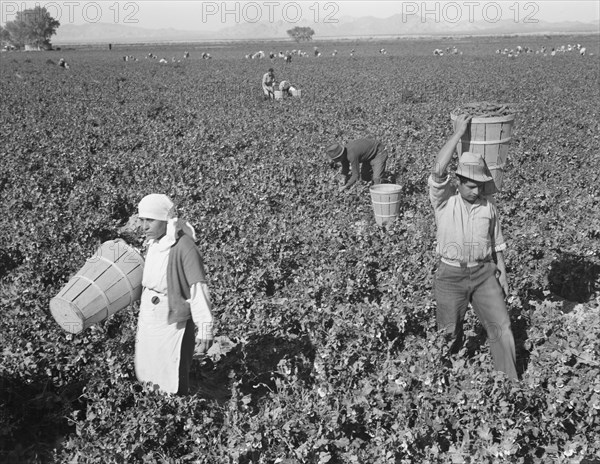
[[1, 34, 599, 463]]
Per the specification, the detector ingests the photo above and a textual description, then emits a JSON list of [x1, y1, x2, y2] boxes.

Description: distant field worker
[[135, 194, 214, 395], [429, 114, 517, 379], [262, 68, 276, 100], [326, 138, 387, 191], [278, 80, 297, 97]]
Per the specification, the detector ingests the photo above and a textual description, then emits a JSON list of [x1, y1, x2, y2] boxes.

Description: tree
[[4, 6, 60, 49], [0, 26, 11, 48], [287, 26, 315, 43]]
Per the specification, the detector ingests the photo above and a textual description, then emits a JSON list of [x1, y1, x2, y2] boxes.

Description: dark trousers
[[434, 262, 518, 379], [361, 147, 388, 184], [177, 318, 196, 395]]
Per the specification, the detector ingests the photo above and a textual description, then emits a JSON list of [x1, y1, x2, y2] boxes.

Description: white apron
[[134, 288, 188, 393], [133, 222, 212, 394]]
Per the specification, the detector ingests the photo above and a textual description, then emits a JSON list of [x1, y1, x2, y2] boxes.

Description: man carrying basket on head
[[429, 114, 518, 379], [326, 138, 388, 191]]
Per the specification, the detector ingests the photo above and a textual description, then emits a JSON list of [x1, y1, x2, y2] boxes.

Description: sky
[[2, 1, 600, 30]]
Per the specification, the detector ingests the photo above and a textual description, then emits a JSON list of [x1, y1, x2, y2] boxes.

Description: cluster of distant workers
[[122, 51, 211, 63], [496, 43, 588, 57], [246, 46, 388, 60]]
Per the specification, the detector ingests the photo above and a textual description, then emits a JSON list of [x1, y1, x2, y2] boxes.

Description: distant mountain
[[305, 14, 599, 38], [52, 16, 600, 44]]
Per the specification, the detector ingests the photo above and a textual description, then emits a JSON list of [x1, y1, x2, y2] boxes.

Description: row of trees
[[1, 6, 59, 50]]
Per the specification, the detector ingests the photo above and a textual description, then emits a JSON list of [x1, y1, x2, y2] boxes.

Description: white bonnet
[[138, 194, 174, 221]]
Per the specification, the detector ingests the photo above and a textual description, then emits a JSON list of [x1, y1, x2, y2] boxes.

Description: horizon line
[[48, 30, 600, 47]]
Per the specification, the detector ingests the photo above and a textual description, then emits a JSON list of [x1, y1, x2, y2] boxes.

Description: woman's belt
[[440, 258, 490, 269], [143, 287, 167, 305]]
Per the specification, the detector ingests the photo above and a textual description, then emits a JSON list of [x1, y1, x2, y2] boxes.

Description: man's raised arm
[[432, 114, 471, 182]]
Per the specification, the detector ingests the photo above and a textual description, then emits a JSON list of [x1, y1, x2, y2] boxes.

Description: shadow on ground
[[0, 375, 84, 463], [189, 332, 316, 403], [548, 252, 599, 304]]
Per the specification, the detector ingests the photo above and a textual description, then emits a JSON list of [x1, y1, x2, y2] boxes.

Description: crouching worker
[[135, 194, 214, 394], [326, 138, 387, 191], [279, 80, 298, 97], [429, 114, 517, 379]]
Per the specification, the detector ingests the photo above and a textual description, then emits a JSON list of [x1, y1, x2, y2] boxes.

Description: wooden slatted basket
[[50, 240, 144, 334], [370, 184, 402, 226], [451, 111, 515, 194]]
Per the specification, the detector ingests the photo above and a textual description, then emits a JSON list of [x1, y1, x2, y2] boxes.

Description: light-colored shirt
[[262, 72, 274, 91], [143, 235, 214, 340], [428, 175, 506, 263]]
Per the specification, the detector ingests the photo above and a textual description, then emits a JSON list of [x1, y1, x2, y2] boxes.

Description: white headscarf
[[138, 194, 196, 245], [138, 194, 174, 221]]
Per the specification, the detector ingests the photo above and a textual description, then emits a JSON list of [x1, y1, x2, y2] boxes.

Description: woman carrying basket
[[135, 194, 214, 394]]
